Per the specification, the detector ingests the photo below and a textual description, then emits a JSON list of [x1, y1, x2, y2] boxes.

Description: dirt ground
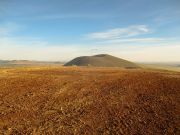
[[0, 66, 179, 135]]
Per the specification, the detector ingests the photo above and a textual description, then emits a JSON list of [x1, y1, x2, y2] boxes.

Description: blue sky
[[0, 0, 180, 62]]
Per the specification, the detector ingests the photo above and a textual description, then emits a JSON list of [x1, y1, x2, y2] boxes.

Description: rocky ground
[[0, 66, 179, 135]]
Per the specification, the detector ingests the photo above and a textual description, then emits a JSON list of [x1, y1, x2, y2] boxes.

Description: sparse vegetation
[[0, 66, 179, 134]]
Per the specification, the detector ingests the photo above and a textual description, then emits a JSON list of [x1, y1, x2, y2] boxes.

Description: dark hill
[[64, 54, 139, 68]]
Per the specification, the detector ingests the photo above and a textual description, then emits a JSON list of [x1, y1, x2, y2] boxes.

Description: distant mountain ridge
[[64, 54, 139, 68], [0, 60, 64, 66]]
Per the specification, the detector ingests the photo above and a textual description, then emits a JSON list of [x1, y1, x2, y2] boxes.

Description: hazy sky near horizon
[[0, 0, 180, 62]]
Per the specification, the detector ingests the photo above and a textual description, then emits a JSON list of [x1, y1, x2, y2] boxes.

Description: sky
[[0, 0, 180, 62]]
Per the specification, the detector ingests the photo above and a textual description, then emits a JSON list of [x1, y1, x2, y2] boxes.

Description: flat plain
[[0, 66, 180, 134]]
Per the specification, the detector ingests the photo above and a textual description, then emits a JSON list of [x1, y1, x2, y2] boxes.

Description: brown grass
[[0, 66, 180, 134]]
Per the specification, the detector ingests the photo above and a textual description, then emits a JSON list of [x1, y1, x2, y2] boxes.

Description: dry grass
[[0, 66, 180, 134]]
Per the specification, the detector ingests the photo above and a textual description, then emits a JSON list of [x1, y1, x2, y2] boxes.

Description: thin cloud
[[114, 44, 180, 62], [1, 38, 180, 62], [37, 14, 115, 20], [97, 38, 169, 44], [86, 25, 150, 40], [14, 13, 119, 21], [1, 22, 179, 62], [0, 22, 22, 36]]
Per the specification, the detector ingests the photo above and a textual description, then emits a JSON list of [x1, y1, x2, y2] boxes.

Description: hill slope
[[64, 54, 138, 68]]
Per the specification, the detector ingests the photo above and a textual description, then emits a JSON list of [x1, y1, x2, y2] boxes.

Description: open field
[[140, 63, 180, 72], [0, 66, 180, 134]]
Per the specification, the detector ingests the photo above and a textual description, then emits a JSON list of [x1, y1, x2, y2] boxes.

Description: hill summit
[[64, 54, 138, 68]]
